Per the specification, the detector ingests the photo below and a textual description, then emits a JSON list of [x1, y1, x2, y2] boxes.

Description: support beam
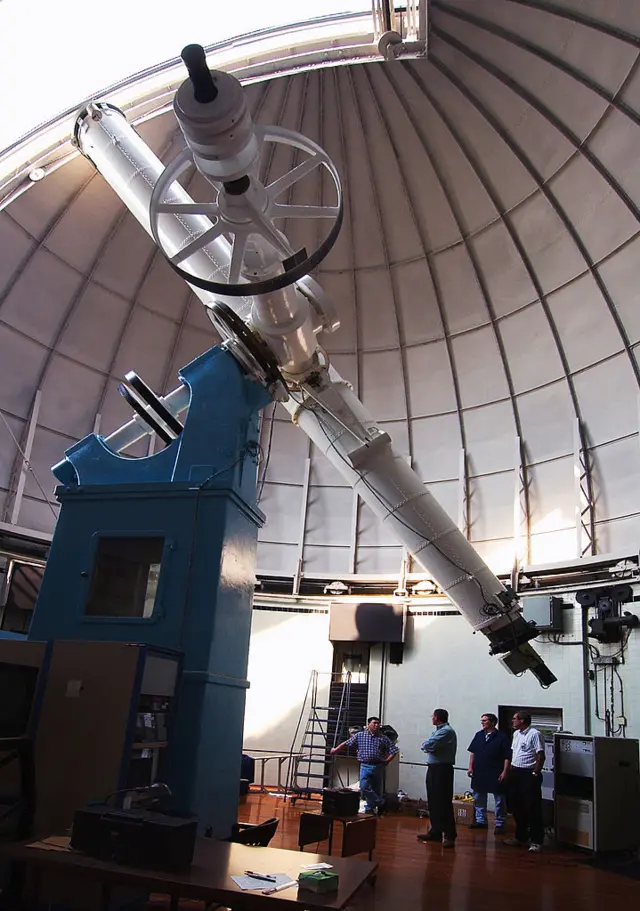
[[513, 435, 530, 571], [348, 490, 359, 574], [293, 449, 311, 595], [10, 390, 42, 527], [457, 447, 469, 538], [573, 419, 596, 558]]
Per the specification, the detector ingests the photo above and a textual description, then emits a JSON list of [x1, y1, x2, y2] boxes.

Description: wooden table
[[298, 813, 377, 860], [0, 835, 377, 910]]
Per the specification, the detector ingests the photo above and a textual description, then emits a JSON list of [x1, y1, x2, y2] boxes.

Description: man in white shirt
[[504, 711, 545, 852]]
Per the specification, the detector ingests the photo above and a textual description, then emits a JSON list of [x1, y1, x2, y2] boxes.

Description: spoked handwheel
[[149, 125, 343, 297]]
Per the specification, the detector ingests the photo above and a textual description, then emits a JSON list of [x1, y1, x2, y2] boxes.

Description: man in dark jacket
[[467, 713, 511, 833]]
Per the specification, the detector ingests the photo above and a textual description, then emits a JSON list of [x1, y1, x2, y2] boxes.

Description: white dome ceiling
[[1, 0, 640, 580]]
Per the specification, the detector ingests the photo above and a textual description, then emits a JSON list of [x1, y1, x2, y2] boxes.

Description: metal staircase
[[287, 671, 368, 802]]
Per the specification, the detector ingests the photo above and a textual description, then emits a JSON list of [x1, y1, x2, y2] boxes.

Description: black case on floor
[[71, 806, 197, 871], [321, 788, 360, 817]]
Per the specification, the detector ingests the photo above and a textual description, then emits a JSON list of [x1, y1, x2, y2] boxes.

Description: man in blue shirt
[[330, 716, 398, 814], [417, 708, 457, 847], [467, 712, 511, 832]]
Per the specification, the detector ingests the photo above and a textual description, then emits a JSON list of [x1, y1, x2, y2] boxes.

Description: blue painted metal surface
[[29, 345, 272, 837]]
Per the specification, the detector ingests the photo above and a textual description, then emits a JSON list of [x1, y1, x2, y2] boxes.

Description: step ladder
[[287, 671, 368, 803]]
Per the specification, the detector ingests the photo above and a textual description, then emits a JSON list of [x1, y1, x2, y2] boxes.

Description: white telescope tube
[[75, 103, 253, 322], [284, 370, 555, 684]]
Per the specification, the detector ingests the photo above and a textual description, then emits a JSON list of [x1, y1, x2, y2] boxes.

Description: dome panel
[[371, 65, 463, 253], [431, 245, 489, 335], [517, 382, 575, 464], [469, 222, 537, 319], [526, 457, 575, 542], [0, 247, 84, 348], [405, 341, 457, 417], [0, 412, 24, 490], [597, 236, 640, 345], [444, 0, 636, 96], [597, 514, 640, 556], [393, 260, 445, 346], [547, 273, 626, 374], [498, 304, 565, 394], [0, 326, 49, 417], [411, 413, 461, 481], [56, 282, 132, 372], [39, 356, 105, 438], [573, 354, 639, 447], [259, 483, 303, 548], [407, 61, 537, 215], [0, 215, 34, 295], [437, 13, 610, 142], [450, 327, 510, 408], [309, 450, 351, 488], [587, 108, 640, 206], [591, 436, 640, 523], [111, 307, 180, 390], [304, 545, 351, 575], [18, 497, 58, 535], [44, 178, 124, 272], [92, 216, 158, 298], [431, 38, 575, 183], [357, 268, 400, 351], [464, 401, 517, 477], [548, 153, 638, 264], [8, 156, 93, 240], [304, 486, 353, 547], [261, 419, 308, 486], [360, 350, 407, 420], [136, 257, 192, 321], [509, 191, 587, 295], [468, 471, 513, 543], [349, 66, 430, 265]]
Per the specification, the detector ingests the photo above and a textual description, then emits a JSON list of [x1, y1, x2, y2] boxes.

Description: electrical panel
[[521, 595, 564, 632], [554, 734, 640, 852]]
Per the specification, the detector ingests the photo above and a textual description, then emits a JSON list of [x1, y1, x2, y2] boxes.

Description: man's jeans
[[360, 763, 384, 810], [473, 790, 507, 825]]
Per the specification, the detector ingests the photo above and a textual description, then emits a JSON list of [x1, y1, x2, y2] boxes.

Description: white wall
[[243, 607, 333, 787], [243, 596, 640, 799]]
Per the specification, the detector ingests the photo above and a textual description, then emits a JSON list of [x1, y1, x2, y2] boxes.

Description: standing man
[[505, 711, 545, 852], [467, 712, 511, 833], [330, 716, 398, 815], [417, 709, 457, 847]]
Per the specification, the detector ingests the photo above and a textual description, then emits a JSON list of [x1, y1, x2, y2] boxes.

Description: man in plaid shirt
[[330, 716, 399, 814]]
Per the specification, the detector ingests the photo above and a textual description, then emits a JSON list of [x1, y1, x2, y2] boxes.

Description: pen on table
[[262, 880, 297, 895], [245, 871, 277, 882]]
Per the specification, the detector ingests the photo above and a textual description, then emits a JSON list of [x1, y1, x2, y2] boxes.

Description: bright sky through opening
[[0, 0, 368, 154]]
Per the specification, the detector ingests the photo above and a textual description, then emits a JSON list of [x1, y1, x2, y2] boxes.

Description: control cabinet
[[554, 734, 640, 852], [33, 640, 180, 835]]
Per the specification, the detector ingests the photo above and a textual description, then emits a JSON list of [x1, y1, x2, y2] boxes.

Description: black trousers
[[509, 767, 544, 845], [426, 763, 456, 840]]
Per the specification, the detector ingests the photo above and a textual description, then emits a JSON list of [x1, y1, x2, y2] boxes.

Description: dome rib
[[434, 1, 640, 130], [378, 61, 531, 548], [431, 20, 640, 225], [503, 0, 640, 48], [425, 51, 640, 395]]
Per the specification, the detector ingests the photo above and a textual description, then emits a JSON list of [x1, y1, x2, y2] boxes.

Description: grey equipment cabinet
[[554, 733, 640, 852]]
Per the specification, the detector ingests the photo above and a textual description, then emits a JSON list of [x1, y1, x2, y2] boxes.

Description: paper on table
[[231, 873, 293, 891], [301, 863, 333, 870]]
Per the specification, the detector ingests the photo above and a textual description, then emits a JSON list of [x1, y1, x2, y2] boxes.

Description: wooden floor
[[229, 791, 637, 910]]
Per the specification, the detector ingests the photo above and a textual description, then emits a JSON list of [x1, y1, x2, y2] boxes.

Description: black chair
[[229, 817, 279, 847]]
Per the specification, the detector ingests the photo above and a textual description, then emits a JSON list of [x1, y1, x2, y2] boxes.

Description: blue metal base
[[29, 345, 272, 836]]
